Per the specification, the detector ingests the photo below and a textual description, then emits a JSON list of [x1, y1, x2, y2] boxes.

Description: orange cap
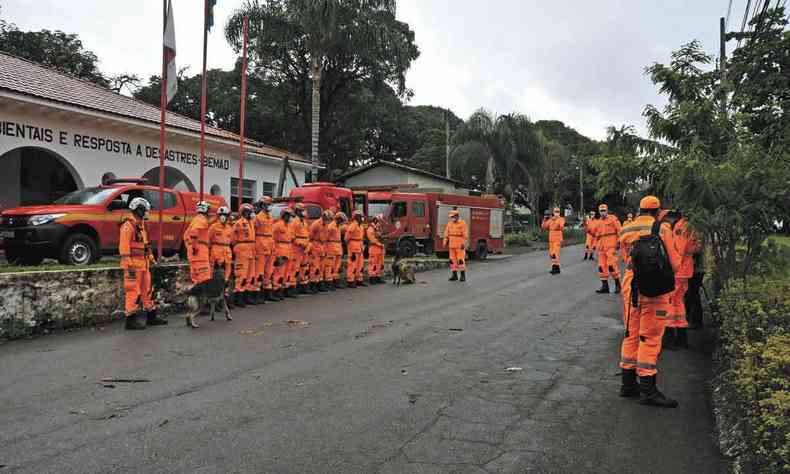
[[640, 195, 661, 210]]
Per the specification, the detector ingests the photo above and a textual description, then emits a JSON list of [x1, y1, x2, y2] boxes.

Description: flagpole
[[238, 16, 249, 208], [157, 0, 168, 262], [198, 0, 209, 201]]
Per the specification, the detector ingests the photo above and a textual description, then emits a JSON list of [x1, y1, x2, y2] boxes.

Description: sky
[[0, 0, 740, 140]]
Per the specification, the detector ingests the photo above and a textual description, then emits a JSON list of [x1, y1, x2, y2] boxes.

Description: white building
[[0, 52, 310, 211], [337, 160, 468, 194]]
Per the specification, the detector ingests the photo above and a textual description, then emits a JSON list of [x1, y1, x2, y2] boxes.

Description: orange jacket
[[254, 210, 275, 256], [290, 217, 310, 253], [232, 217, 255, 253], [273, 218, 293, 258], [541, 216, 565, 243], [119, 216, 153, 270], [208, 221, 233, 261], [366, 224, 384, 252], [345, 221, 364, 254], [594, 215, 621, 250], [672, 218, 701, 278], [326, 221, 343, 256], [184, 214, 211, 261], [443, 219, 468, 249], [619, 215, 678, 273], [309, 220, 326, 256]]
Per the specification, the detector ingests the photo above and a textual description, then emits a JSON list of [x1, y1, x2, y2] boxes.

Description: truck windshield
[[54, 187, 117, 205], [369, 201, 390, 219]]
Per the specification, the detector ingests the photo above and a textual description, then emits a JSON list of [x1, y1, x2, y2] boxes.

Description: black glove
[[351, 254, 357, 262], [631, 279, 639, 308]]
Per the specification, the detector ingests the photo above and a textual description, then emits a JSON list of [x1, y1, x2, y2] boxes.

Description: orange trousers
[[449, 247, 466, 271], [548, 241, 561, 266], [597, 246, 620, 281], [585, 235, 595, 254], [188, 258, 211, 285], [347, 252, 364, 283], [309, 251, 324, 283], [255, 252, 274, 291], [288, 249, 305, 287], [621, 269, 636, 324], [123, 265, 154, 316], [368, 249, 384, 277], [272, 257, 288, 290], [323, 256, 338, 281], [666, 278, 689, 328], [233, 245, 255, 292], [620, 293, 670, 377]]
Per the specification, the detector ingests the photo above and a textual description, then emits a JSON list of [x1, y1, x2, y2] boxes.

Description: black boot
[[614, 279, 622, 294], [357, 280, 367, 287], [284, 287, 297, 298], [245, 291, 257, 305], [620, 369, 640, 398], [318, 281, 329, 292], [258, 290, 267, 304], [226, 293, 235, 309], [275, 289, 285, 300], [236, 292, 248, 307], [460, 271, 466, 282], [638, 375, 678, 408], [663, 328, 677, 351], [596, 281, 610, 294], [677, 328, 689, 349], [347, 281, 357, 289], [583, 254, 588, 261], [146, 309, 168, 326], [125, 311, 147, 330], [556, 266, 561, 274], [449, 271, 458, 281], [299, 284, 310, 295]]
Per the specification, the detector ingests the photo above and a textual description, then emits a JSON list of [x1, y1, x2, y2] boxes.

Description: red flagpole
[[238, 16, 249, 207], [157, 0, 168, 262], [198, 0, 209, 200]]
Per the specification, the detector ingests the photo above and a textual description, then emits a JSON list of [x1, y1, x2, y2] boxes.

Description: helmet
[[335, 212, 348, 222], [129, 197, 151, 213], [217, 206, 230, 216], [322, 209, 334, 220], [196, 201, 210, 214], [352, 210, 363, 218], [598, 204, 608, 211], [374, 213, 385, 222], [294, 203, 306, 211], [449, 210, 460, 218], [240, 203, 254, 214], [639, 195, 661, 210], [257, 196, 273, 206]]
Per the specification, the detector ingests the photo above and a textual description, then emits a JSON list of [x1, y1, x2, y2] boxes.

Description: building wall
[[0, 104, 307, 208], [343, 166, 462, 193]]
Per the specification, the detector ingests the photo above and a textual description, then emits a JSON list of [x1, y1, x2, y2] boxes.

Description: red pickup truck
[[0, 179, 226, 265]]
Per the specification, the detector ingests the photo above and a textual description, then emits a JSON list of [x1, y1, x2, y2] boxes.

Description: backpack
[[630, 219, 675, 297]]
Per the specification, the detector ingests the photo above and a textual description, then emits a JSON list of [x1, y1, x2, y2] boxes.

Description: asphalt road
[[0, 246, 724, 473]]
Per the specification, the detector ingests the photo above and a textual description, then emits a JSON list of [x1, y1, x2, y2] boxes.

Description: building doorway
[[141, 166, 196, 192], [0, 147, 83, 209]]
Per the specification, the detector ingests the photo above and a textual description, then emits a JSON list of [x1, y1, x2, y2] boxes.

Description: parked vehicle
[[0, 179, 226, 265]]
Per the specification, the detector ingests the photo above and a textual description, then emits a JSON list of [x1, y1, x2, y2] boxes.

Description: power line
[[726, 0, 734, 29], [737, 0, 753, 48]]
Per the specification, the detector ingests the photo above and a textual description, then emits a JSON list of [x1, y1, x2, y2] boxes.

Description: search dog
[[185, 263, 231, 329], [391, 253, 416, 286]]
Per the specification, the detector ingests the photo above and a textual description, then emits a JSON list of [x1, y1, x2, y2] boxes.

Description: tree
[[225, 0, 419, 179]]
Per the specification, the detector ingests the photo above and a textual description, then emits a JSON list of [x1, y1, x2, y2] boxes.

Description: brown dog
[[185, 263, 231, 328]]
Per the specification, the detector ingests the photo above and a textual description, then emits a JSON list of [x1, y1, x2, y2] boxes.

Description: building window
[[391, 201, 407, 219], [262, 181, 276, 198], [412, 201, 425, 217], [230, 177, 256, 211]]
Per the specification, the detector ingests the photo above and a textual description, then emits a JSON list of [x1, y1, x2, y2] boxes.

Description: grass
[[768, 234, 790, 247]]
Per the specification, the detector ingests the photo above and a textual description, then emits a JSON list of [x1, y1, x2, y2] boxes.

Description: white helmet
[[217, 206, 230, 216], [196, 201, 210, 214], [129, 197, 151, 213]]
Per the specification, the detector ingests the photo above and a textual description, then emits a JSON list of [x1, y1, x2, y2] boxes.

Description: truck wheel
[[475, 241, 488, 260], [398, 239, 417, 258], [59, 233, 97, 265]]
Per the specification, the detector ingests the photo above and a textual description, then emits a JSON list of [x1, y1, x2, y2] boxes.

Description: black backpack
[[630, 219, 675, 297]]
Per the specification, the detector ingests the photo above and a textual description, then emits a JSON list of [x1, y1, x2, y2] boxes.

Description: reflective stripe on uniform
[[656, 310, 668, 318], [256, 233, 273, 237], [619, 225, 652, 237], [637, 362, 656, 370], [621, 357, 637, 365]]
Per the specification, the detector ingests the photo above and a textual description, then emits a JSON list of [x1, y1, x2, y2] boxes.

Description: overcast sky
[[1, 0, 738, 139]]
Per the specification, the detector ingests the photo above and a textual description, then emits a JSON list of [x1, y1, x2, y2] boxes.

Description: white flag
[[164, 0, 177, 103]]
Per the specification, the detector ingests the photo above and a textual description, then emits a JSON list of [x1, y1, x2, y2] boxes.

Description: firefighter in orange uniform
[[624, 212, 635, 226], [184, 201, 212, 285], [287, 203, 310, 296], [541, 206, 565, 274], [444, 210, 469, 282], [594, 203, 622, 294], [309, 210, 328, 293], [253, 196, 275, 303], [345, 210, 366, 288], [583, 211, 598, 261], [232, 203, 257, 307], [272, 207, 294, 299], [326, 211, 344, 290], [367, 214, 386, 284], [119, 197, 166, 330], [664, 212, 700, 349], [618, 195, 679, 407], [209, 205, 234, 304]]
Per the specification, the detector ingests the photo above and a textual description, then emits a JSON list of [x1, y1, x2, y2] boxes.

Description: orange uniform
[[119, 216, 155, 317], [345, 221, 365, 283], [541, 216, 565, 267], [208, 220, 233, 282], [619, 215, 678, 377], [184, 213, 212, 285], [309, 219, 326, 284], [584, 218, 598, 258], [595, 214, 622, 281], [444, 219, 468, 271], [366, 223, 385, 278], [232, 216, 256, 293], [272, 218, 293, 291], [289, 217, 310, 287], [666, 218, 700, 329], [254, 210, 275, 291], [326, 221, 343, 281]]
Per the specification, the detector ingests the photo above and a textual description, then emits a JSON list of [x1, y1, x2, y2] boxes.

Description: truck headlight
[[28, 214, 66, 226]]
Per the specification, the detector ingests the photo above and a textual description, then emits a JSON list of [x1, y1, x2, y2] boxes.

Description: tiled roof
[[337, 160, 466, 187], [0, 51, 308, 163]]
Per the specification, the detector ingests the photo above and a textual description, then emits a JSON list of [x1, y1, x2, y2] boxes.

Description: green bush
[[715, 277, 790, 473], [505, 228, 587, 247], [505, 230, 539, 246]]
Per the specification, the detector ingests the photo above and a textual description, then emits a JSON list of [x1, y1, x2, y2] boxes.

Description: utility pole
[[445, 111, 451, 179], [720, 16, 727, 115], [579, 164, 584, 221]]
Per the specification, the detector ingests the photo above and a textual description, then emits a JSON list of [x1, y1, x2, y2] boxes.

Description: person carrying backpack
[[617, 195, 680, 408]]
